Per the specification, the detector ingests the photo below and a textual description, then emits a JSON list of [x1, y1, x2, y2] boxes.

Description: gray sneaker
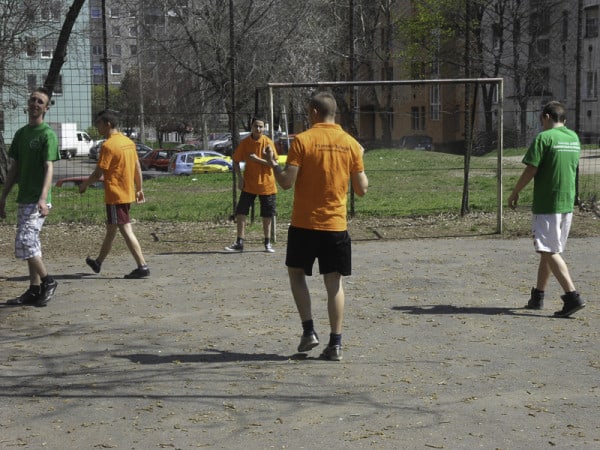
[[265, 243, 275, 253], [320, 345, 342, 361], [297, 332, 319, 352]]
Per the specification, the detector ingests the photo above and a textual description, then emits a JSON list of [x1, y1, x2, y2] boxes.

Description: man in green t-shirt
[[0, 87, 60, 307], [508, 100, 585, 318]]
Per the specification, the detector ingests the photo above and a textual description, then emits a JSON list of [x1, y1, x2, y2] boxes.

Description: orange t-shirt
[[287, 123, 365, 231], [232, 134, 278, 195], [97, 133, 138, 205]]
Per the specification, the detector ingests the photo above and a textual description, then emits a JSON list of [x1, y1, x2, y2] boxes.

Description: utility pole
[[101, 0, 110, 109], [229, 0, 237, 215], [137, 0, 145, 142]]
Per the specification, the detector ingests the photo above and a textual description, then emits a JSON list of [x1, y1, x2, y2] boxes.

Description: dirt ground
[[1, 217, 600, 449]]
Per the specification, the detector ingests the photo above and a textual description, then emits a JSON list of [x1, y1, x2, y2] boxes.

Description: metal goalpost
[[266, 78, 505, 234]]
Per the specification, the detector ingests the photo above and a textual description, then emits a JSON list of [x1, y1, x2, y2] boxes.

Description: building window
[[40, 1, 61, 22], [381, 66, 393, 81], [130, 45, 137, 57], [492, 84, 499, 104], [27, 74, 37, 92], [91, 7, 102, 19], [526, 67, 551, 96], [586, 71, 597, 99], [430, 84, 440, 121], [25, 37, 37, 57], [411, 106, 425, 130], [111, 64, 122, 75], [145, 7, 164, 25], [585, 6, 598, 38], [41, 48, 53, 59], [112, 45, 122, 56], [562, 11, 569, 42], [492, 24, 502, 50], [109, 7, 120, 18], [92, 45, 103, 56], [54, 75, 63, 95], [529, 10, 550, 36], [93, 64, 104, 84], [129, 26, 137, 37], [537, 39, 550, 57], [112, 26, 121, 37]]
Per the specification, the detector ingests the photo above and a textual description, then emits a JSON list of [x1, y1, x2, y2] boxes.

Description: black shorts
[[285, 226, 351, 276], [235, 191, 276, 217]]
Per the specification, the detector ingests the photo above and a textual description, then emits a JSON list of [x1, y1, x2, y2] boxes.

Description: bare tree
[[0, 0, 86, 182], [0, 1, 42, 182]]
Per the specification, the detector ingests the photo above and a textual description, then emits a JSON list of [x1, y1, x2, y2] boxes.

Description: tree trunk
[[44, 0, 87, 96], [0, 58, 7, 183]]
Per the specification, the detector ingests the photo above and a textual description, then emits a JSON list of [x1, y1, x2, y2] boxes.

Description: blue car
[[168, 150, 227, 175]]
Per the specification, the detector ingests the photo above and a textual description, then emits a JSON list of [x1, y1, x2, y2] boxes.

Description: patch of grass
[[0, 148, 538, 226]]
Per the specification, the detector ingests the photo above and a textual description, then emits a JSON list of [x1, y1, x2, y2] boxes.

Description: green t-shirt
[[522, 125, 580, 214], [9, 122, 60, 204]]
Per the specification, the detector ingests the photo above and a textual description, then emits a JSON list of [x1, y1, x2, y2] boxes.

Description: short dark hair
[[33, 86, 51, 100], [251, 116, 265, 125], [95, 109, 120, 128], [542, 101, 566, 123], [309, 92, 337, 119]]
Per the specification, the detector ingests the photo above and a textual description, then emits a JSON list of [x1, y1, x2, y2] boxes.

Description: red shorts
[[106, 204, 131, 225]]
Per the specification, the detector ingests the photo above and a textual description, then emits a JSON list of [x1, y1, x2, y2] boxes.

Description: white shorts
[[532, 213, 572, 254], [15, 203, 48, 260]]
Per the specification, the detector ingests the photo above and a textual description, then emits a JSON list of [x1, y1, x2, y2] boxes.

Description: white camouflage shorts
[[15, 203, 48, 260]]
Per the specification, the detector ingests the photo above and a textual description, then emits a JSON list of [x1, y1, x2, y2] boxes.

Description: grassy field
[[0, 148, 533, 226]]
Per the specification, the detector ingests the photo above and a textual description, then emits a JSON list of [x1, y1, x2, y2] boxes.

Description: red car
[[140, 149, 179, 171]]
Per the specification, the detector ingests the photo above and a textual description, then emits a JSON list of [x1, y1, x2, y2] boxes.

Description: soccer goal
[[265, 78, 505, 234], [577, 147, 600, 217]]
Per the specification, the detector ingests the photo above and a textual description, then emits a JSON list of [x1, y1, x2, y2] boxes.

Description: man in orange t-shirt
[[80, 109, 149, 279], [265, 92, 368, 361], [225, 116, 278, 253]]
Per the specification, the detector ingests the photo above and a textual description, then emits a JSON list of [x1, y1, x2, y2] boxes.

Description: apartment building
[[581, 1, 600, 143], [2, 1, 92, 145]]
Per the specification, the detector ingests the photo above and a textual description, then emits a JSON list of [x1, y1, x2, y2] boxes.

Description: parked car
[[88, 139, 105, 160], [55, 176, 103, 188], [399, 135, 433, 151], [213, 131, 251, 156], [191, 157, 233, 174], [135, 143, 153, 158], [89, 141, 152, 161], [140, 149, 180, 171], [207, 133, 231, 150], [168, 150, 227, 175]]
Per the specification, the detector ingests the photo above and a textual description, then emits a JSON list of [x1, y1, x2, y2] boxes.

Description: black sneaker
[[7, 287, 42, 306], [525, 287, 544, 309], [37, 279, 58, 307], [124, 266, 150, 279], [86, 257, 101, 274], [554, 292, 586, 318], [225, 242, 244, 252]]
